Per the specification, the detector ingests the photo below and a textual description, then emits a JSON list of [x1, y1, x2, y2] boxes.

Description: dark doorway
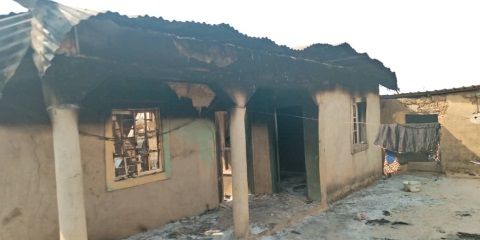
[[406, 114, 439, 123], [214, 111, 232, 202], [401, 114, 440, 163], [276, 106, 307, 194]]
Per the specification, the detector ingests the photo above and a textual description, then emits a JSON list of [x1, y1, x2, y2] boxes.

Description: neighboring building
[[0, 2, 397, 240], [381, 85, 480, 176]]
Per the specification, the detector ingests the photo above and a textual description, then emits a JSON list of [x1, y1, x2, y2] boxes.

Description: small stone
[[355, 213, 367, 221]]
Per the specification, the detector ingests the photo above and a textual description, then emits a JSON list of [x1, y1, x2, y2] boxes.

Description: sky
[[1, 0, 479, 94]]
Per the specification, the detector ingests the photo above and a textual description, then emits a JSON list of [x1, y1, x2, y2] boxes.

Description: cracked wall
[[0, 124, 59, 240]]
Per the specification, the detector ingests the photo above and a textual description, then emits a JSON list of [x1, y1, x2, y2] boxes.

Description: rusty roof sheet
[[0, 1, 398, 96], [0, 0, 100, 96], [93, 12, 397, 90], [0, 12, 32, 95], [381, 85, 480, 99], [29, 0, 99, 75]]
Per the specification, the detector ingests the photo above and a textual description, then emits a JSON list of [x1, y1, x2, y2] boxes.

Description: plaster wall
[[318, 87, 382, 203], [0, 124, 58, 240], [0, 113, 219, 240], [381, 92, 480, 176]]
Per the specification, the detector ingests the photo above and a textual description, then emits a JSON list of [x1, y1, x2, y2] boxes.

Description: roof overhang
[[0, 0, 398, 99]]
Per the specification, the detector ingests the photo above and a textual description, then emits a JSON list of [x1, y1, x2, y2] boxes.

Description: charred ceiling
[[1, 4, 398, 102], [86, 12, 397, 90]]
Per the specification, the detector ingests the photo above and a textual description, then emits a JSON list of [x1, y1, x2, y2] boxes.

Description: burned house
[[0, 1, 397, 239], [381, 86, 480, 176]]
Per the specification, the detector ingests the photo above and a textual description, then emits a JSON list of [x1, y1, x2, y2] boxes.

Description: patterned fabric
[[383, 157, 401, 175], [428, 143, 441, 164]]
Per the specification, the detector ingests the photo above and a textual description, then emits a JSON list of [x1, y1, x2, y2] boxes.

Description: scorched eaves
[[0, 0, 398, 97], [0, 0, 101, 96]]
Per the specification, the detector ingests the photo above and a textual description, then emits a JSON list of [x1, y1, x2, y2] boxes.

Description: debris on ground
[[366, 218, 391, 226], [456, 232, 480, 239], [456, 211, 474, 217], [355, 213, 368, 221], [435, 226, 446, 233], [125, 173, 480, 240], [269, 173, 480, 239], [291, 230, 301, 235], [391, 221, 410, 226], [124, 174, 317, 240]]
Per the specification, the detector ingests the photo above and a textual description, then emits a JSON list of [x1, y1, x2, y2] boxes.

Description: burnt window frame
[[105, 108, 171, 191]]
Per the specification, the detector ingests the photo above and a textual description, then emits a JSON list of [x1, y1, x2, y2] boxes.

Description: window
[[106, 109, 170, 191], [405, 114, 438, 123], [352, 100, 367, 145]]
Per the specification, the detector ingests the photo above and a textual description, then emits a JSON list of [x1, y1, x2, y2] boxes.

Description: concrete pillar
[[312, 91, 328, 207], [49, 106, 88, 240], [224, 86, 255, 238], [230, 105, 249, 238], [43, 82, 88, 240]]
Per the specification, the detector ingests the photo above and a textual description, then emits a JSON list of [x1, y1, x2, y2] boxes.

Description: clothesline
[[2, 101, 470, 143], [249, 110, 469, 126]]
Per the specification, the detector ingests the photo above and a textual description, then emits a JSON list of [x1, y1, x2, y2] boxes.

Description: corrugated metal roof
[[381, 85, 480, 99], [1, 0, 397, 96], [0, 12, 32, 96], [30, 0, 100, 75], [91, 12, 398, 90], [0, 0, 100, 96]]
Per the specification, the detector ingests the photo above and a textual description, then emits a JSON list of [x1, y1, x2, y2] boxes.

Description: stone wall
[[381, 91, 480, 177], [399, 96, 448, 116]]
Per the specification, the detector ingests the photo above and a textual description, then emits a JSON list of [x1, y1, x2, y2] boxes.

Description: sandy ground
[[125, 173, 480, 240], [271, 173, 480, 240]]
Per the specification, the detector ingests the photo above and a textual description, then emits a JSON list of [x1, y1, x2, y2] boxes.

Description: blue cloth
[[386, 151, 396, 164]]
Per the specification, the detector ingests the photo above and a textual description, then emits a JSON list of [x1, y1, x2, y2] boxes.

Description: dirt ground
[[124, 172, 480, 240]]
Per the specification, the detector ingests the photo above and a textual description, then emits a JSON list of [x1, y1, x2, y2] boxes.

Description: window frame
[[105, 108, 171, 191], [352, 98, 368, 154]]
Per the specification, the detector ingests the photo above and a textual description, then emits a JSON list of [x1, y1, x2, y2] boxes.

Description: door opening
[[276, 106, 307, 195], [215, 112, 232, 201]]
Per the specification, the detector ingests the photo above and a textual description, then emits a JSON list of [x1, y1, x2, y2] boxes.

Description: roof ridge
[[381, 85, 480, 98]]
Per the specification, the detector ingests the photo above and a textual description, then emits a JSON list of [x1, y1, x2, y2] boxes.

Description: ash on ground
[[125, 173, 316, 240], [125, 172, 480, 240]]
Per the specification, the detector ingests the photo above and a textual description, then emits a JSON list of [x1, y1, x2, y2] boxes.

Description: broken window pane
[[111, 109, 163, 181]]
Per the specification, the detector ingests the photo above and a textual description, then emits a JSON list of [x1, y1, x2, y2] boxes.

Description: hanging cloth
[[374, 123, 441, 153]]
